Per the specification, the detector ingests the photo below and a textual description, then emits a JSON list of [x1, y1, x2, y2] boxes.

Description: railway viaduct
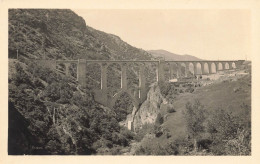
[[43, 59, 245, 109]]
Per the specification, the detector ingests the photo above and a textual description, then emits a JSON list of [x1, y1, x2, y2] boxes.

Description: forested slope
[[8, 9, 153, 155]]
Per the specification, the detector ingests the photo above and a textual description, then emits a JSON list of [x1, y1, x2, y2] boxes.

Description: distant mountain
[[148, 49, 201, 61]]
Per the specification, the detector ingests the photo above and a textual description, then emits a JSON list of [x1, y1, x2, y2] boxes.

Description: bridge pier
[[177, 63, 182, 78], [101, 64, 108, 90], [169, 64, 173, 79], [215, 62, 219, 72], [64, 63, 70, 76], [193, 62, 197, 75], [139, 65, 146, 102], [228, 62, 233, 70], [121, 63, 127, 90], [185, 63, 189, 77], [222, 62, 226, 70], [158, 60, 165, 83], [201, 62, 205, 75], [208, 62, 212, 74]]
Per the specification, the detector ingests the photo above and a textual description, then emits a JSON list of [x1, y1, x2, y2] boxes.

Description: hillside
[[8, 9, 154, 155], [8, 9, 155, 99], [8, 9, 251, 155], [129, 63, 251, 155], [148, 49, 201, 61], [9, 9, 152, 60]]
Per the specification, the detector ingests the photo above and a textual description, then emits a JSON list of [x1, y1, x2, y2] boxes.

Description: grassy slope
[[147, 72, 251, 147]]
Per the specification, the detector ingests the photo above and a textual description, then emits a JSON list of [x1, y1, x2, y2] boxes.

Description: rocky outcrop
[[133, 84, 166, 130]]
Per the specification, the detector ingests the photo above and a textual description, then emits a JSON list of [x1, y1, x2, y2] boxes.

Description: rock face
[[133, 84, 166, 130]]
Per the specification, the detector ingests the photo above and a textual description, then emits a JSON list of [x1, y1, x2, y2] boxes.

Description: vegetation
[[8, 9, 154, 155], [183, 100, 207, 151], [133, 100, 251, 155], [8, 9, 251, 156], [9, 61, 135, 155], [9, 60, 251, 155]]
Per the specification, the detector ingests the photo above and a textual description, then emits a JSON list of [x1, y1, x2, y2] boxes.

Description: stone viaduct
[[49, 59, 244, 109]]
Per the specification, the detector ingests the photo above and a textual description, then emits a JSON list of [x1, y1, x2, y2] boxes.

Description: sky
[[74, 9, 251, 60]]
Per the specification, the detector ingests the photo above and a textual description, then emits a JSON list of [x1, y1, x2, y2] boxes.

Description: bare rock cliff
[[133, 84, 166, 130]]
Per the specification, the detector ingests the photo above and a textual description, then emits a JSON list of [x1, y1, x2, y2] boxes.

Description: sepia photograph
[[2, 1, 260, 163], [7, 8, 252, 156]]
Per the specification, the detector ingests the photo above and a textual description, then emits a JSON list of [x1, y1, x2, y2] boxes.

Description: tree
[[183, 100, 207, 151]]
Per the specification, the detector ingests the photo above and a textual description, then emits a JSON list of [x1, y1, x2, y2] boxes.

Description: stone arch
[[188, 62, 195, 75], [110, 89, 139, 110], [211, 62, 217, 73], [218, 63, 223, 70], [69, 63, 78, 79], [203, 62, 209, 74], [232, 62, 236, 69], [224, 62, 229, 70], [126, 62, 138, 92], [180, 62, 186, 77], [196, 62, 202, 74], [86, 62, 101, 89], [163, 62, 172, 81], [170, 62, 178, 78], [107, 62, 122, 96]]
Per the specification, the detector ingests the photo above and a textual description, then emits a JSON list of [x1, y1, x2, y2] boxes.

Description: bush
[[135, 145, 152, 155], [167, 108, 176, 113], [185, 87, 194, 93], [9, 59, 132, 155], [159, 82, 176, 98], [155, 113, 164, 125], [183, 100, 207, 150], [154, 125, 163, 138], [120, 127, 134, 141], [134, 124, 154, 142], [207, 106, 251, 155], [13, 63, 33, 86], [44, 80, 73, 103]]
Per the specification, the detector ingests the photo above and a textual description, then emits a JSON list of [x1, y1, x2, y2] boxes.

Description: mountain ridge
[[8, 9, 152, 61], [148, 49, 202, 61]]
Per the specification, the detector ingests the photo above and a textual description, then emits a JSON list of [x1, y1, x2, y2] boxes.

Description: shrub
[[207, 106, 251, 155], [134, 124, 154, 142], [185, 87, 194, 93], [183, 100, 207, 150], [155, 113, 164, 125], [120, 127, 134, 141], [135, 145, 152, 155], [159, 82, 176, 98], [164, 138, 193, 155], [13, 63, 33, 86], [167, 108, 176, 113], [154, 125, 163, 138]]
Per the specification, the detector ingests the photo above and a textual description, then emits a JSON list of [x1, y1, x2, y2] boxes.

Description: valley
[[8, 9, 251, 155]]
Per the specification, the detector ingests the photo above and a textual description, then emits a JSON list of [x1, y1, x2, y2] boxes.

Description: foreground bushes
[[9, 62, 134, 155], [207, 104, 251, 155], [133, 100, 251, 155], [183, 100, 251, 155]]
